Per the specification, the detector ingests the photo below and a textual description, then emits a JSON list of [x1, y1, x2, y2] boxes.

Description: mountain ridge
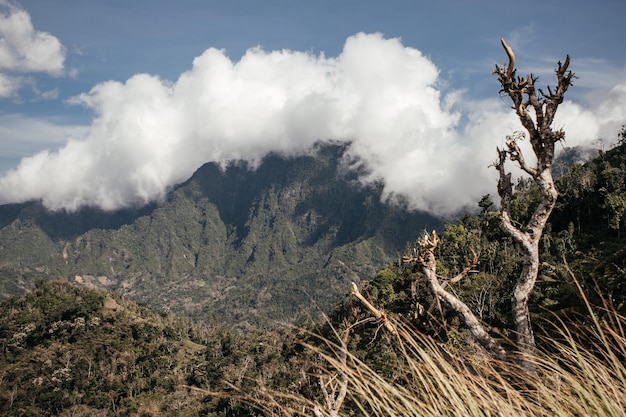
[[0, 142, 442, 325]]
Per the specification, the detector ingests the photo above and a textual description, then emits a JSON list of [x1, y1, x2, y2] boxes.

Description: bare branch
[[311, 317, 352, 417], [500, 38, 515, 78], [446, 248, 479, 286], [350, 282, 397, 336], [506, 138, 537, 177]]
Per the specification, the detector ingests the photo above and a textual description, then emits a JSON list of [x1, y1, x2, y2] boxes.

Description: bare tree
[[312, 325, 350, 417], [493, 38, 574, 359], [350, 39, 573, 371], [352, 230, 507, 360], [403, 231, 507, 360]]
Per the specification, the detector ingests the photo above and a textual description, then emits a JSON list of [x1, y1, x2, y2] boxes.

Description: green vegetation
[[0, 281, 204, 415], [0, 280, 309, 416]]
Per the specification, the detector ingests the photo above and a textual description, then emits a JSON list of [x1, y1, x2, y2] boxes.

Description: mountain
[[0, 142, 442, 326]]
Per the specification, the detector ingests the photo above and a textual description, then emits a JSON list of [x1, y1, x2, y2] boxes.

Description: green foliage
[[509, 177, 541, 225], [370, 267, 400, 307], [604, 192, 626, 232], [0, 281, 307, 416], [548, 134, 626, 311], [478, 194, 494, 214], [618, 125, 626, 147]]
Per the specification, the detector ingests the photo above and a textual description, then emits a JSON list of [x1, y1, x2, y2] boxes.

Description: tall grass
[[244, 299, 626, 416]]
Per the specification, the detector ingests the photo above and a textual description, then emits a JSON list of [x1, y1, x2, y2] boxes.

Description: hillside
[[0, 280, 304, 416], [0, 281, 203, 415], [0, 142, 441, 325]]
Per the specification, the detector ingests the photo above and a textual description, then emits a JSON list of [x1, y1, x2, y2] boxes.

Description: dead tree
[[403, 231, 507, 360], [350, 39, 572, 369], [493, 38, 574, 359], [352, 230, 506, 359]]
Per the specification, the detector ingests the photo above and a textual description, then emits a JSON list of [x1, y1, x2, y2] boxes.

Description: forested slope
[[0, 280, 309, 416]]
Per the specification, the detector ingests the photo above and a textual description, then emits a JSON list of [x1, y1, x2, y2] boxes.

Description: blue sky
[[0, 0, 625, 213], [12, 1, 626, 107]]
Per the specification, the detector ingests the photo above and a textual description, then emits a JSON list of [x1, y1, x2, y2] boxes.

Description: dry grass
[[243, 296, 626, 417]]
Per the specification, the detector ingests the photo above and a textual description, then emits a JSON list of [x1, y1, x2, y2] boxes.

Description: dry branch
[[446, 248, 479, 286], [350, 282, 398, 336], [313, 325, 350, 417]]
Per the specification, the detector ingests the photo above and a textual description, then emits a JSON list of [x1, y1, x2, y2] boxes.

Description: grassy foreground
[[241, 294, 626, 416]]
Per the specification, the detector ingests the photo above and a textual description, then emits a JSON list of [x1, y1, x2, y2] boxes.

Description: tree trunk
[[511, 244, 539, 353], [498, 168, 558, 360]]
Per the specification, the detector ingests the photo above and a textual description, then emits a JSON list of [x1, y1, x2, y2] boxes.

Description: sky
[[0, 0, 625, 215]]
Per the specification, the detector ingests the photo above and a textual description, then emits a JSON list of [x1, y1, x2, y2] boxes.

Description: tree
[[493, 38, 574, 361], [618, 125, 626, 147], [406, 231, 507, 359], [349, 39, 574, 371], [604, 192, 626, 236]]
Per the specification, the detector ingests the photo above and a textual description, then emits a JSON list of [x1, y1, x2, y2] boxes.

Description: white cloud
[[0, 32, 624, 215], [0, 1, 65, 97], [0, 1, 65, 73]]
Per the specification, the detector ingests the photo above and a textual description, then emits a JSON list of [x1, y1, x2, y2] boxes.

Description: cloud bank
[[0, 1, 66, 97], [0, 32, 624, 215]]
